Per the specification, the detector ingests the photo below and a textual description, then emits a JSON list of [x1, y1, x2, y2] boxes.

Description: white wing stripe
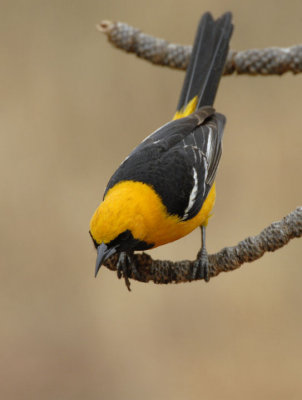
[[206, 127, 213, 159], [182, 167, 198, 220], [141, 121, 171, 143]]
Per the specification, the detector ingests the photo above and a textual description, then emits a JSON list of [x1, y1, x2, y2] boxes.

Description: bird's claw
[[116, 252, 140, 291], [192, 247, 210, 282]]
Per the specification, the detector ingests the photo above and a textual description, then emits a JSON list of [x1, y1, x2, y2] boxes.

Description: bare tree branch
[[97, 20, 302, 76], [103, 207, 302, 286]]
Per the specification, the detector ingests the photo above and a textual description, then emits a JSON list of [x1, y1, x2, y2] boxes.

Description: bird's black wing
[[124, 106, 215, 159], [179, 112, 225, 220], [104, 109, 225, 220]]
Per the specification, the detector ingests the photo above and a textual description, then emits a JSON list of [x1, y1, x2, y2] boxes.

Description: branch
[[97, 21, 302, 76], [103, 207, 302, 285]]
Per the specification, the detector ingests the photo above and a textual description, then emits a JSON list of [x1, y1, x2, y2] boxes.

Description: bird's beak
[[95, 242, 117, 277]]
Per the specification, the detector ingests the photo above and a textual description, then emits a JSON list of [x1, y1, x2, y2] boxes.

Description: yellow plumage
[[173, 96, 198, 120], [90, 180, 215, 248]]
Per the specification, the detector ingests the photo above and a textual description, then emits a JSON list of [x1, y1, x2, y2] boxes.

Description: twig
[[103, 207, 302, 285], [97, 21, 302, 75]]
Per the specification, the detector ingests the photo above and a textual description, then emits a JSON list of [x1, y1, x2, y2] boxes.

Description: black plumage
[[177, 12, 233, 110], [104, 12, 232, 221], [104, 108, 225, 220]]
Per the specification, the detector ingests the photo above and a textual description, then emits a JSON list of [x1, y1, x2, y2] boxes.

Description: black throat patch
[[108, 230, 154, 252]]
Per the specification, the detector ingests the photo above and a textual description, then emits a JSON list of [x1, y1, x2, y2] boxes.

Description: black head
[[90, 230, 153, 277]]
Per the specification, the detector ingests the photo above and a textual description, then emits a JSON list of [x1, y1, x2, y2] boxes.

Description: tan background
[[1, 0, 302, 399]]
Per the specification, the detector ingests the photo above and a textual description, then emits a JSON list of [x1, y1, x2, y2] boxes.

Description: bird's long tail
[[174, 12, 233, 119]]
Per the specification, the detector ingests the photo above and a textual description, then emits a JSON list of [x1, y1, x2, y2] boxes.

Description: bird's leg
[[116, 251, 140, 291], [192, 226, 210, 281]]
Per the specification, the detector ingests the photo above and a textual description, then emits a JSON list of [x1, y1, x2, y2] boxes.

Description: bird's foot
[[192, 247, 210, 282], [116, 252, 140, 291]]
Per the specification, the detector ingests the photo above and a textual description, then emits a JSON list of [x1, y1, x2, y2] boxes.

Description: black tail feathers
[[177, 12, 233, 111]]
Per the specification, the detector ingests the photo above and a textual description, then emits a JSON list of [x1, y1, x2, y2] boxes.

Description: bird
[[90, 12, 233, 290]]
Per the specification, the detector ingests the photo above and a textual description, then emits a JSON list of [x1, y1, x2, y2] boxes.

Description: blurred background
[[1, 0, 302, 399]]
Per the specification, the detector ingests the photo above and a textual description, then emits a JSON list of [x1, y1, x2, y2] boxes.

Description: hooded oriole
[[90, 12, 233, 289]]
